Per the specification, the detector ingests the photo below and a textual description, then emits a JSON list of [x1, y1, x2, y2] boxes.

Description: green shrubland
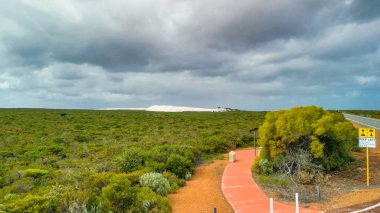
[[253, 106, 358, 184], [0, 109, 265, 212]]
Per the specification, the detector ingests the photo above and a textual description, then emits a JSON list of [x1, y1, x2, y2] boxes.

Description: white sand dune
[[146, 105, 225, 112], [99, 105, 226, 112]]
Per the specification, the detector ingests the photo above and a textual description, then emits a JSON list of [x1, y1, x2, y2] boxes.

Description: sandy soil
[[168, 157, 233, 213]]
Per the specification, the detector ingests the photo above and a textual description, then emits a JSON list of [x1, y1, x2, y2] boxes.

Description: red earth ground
[[168, 157, 233, 213]]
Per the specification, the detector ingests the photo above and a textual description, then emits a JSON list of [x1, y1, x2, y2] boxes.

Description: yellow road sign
[[359, 128, 376, 138]]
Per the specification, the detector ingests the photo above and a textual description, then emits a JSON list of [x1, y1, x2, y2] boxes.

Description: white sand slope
[[146, 105, 225, 112], [99, 105, 226, 112]]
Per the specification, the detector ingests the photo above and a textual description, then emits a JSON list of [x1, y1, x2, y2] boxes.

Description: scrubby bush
[[23, 169, 49, 178], [162, 171, 186, 187], [254, 106, 357, 181], [102, 174, 137, 212], [3, 193, 19, 201], [47, 184, 91, 213], [135, 187, 171, 212], [125, 168, 153, 185], [139, 173, 170, 196], [258, 175, 289, 187], [117, 147, 144, 173], [88, 172, 115, 193], [208, 135, 229, 153], [0, 150, 14, 158], [256, 158, 273, 175], [1, 194, 53, 213], [74, 135, 90, 143], [53, 137, 67, 144], [0, 176, 4, 188], [48, 145, 65, 155], [169, 183, 180, 193], [166, 155, 193, 179]]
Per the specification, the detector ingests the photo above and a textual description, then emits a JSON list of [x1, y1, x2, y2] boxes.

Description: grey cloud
[[347, 0, 380, 22], [182, 0, 336, 50], [0, 0, 380, 110]]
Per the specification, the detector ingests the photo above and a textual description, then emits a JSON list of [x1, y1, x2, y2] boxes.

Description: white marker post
[[270, 198, 274, 213], [295, 193, 299, 213]]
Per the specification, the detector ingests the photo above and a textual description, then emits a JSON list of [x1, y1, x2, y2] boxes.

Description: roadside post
[[358, 128, 377, 186], [251, 127, 259, 156], [269, 198, 274, 213]]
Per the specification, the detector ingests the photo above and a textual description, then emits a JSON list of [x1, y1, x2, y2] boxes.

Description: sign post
[[358, 128, 376, 186]]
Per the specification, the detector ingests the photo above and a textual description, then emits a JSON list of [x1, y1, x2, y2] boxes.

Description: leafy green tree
[[254, 106, 357, 176]]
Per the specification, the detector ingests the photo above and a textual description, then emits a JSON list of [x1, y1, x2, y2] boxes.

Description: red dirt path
[[168, 158, 234, 213], [222, 149, 323, 213]]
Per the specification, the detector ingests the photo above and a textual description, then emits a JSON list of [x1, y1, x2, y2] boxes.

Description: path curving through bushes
[[222, 149, 323, 213]]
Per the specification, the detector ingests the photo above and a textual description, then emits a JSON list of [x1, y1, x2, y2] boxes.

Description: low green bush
[[102, 174, 137, 212], [74, 135, 90, 143], [258, 175, 289, 187], [166, 155, 193, 179], [48, 145, 65, 155], [23, 169, 49, 178], [135, 187, 171, 212], [125, 168, 152, 185], [139, 173, 170, 196], [0, 150, 14, 158], [169, 183, 180, 193], [117, 147, 144, 173], [3, 193, 19, 201], [1, 194, 53, 213]]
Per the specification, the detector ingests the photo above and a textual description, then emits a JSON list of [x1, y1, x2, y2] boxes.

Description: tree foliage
[[255, 106, 357, 177]]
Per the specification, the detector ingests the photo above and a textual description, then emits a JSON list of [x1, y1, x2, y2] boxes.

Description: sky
[[0, 0, 379, 110]]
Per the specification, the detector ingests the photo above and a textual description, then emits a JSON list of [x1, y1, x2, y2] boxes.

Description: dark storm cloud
[[183, 0, 334, 50], [0, 0, 380, 109], [347, 0, 380, 22]]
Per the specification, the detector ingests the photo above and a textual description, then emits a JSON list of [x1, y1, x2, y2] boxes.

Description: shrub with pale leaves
[[139, 173, 170, 196]]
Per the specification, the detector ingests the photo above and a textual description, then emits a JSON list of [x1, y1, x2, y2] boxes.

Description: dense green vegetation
[[253, 106, 358, 184], [0, 109, 265, 212], [341, 110, 380, 119]]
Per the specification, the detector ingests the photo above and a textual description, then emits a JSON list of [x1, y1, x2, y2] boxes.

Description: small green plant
[[117, 147, 144, 173], [2, 194, 52, 212], [102, 174, 137, 212], [169, 183, 180, 193], [3, 193, 19, 201], [258, 158, 273, 175], [48, 145, 65, 155], [166, 154, 193, 179], [258, 175, 289, 187], [74, 135, 90, 143], [185, 172, 192, 180], [0, 150, 14, 158], [23, 169, 49, 178], [139, 172, 170, 196]]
